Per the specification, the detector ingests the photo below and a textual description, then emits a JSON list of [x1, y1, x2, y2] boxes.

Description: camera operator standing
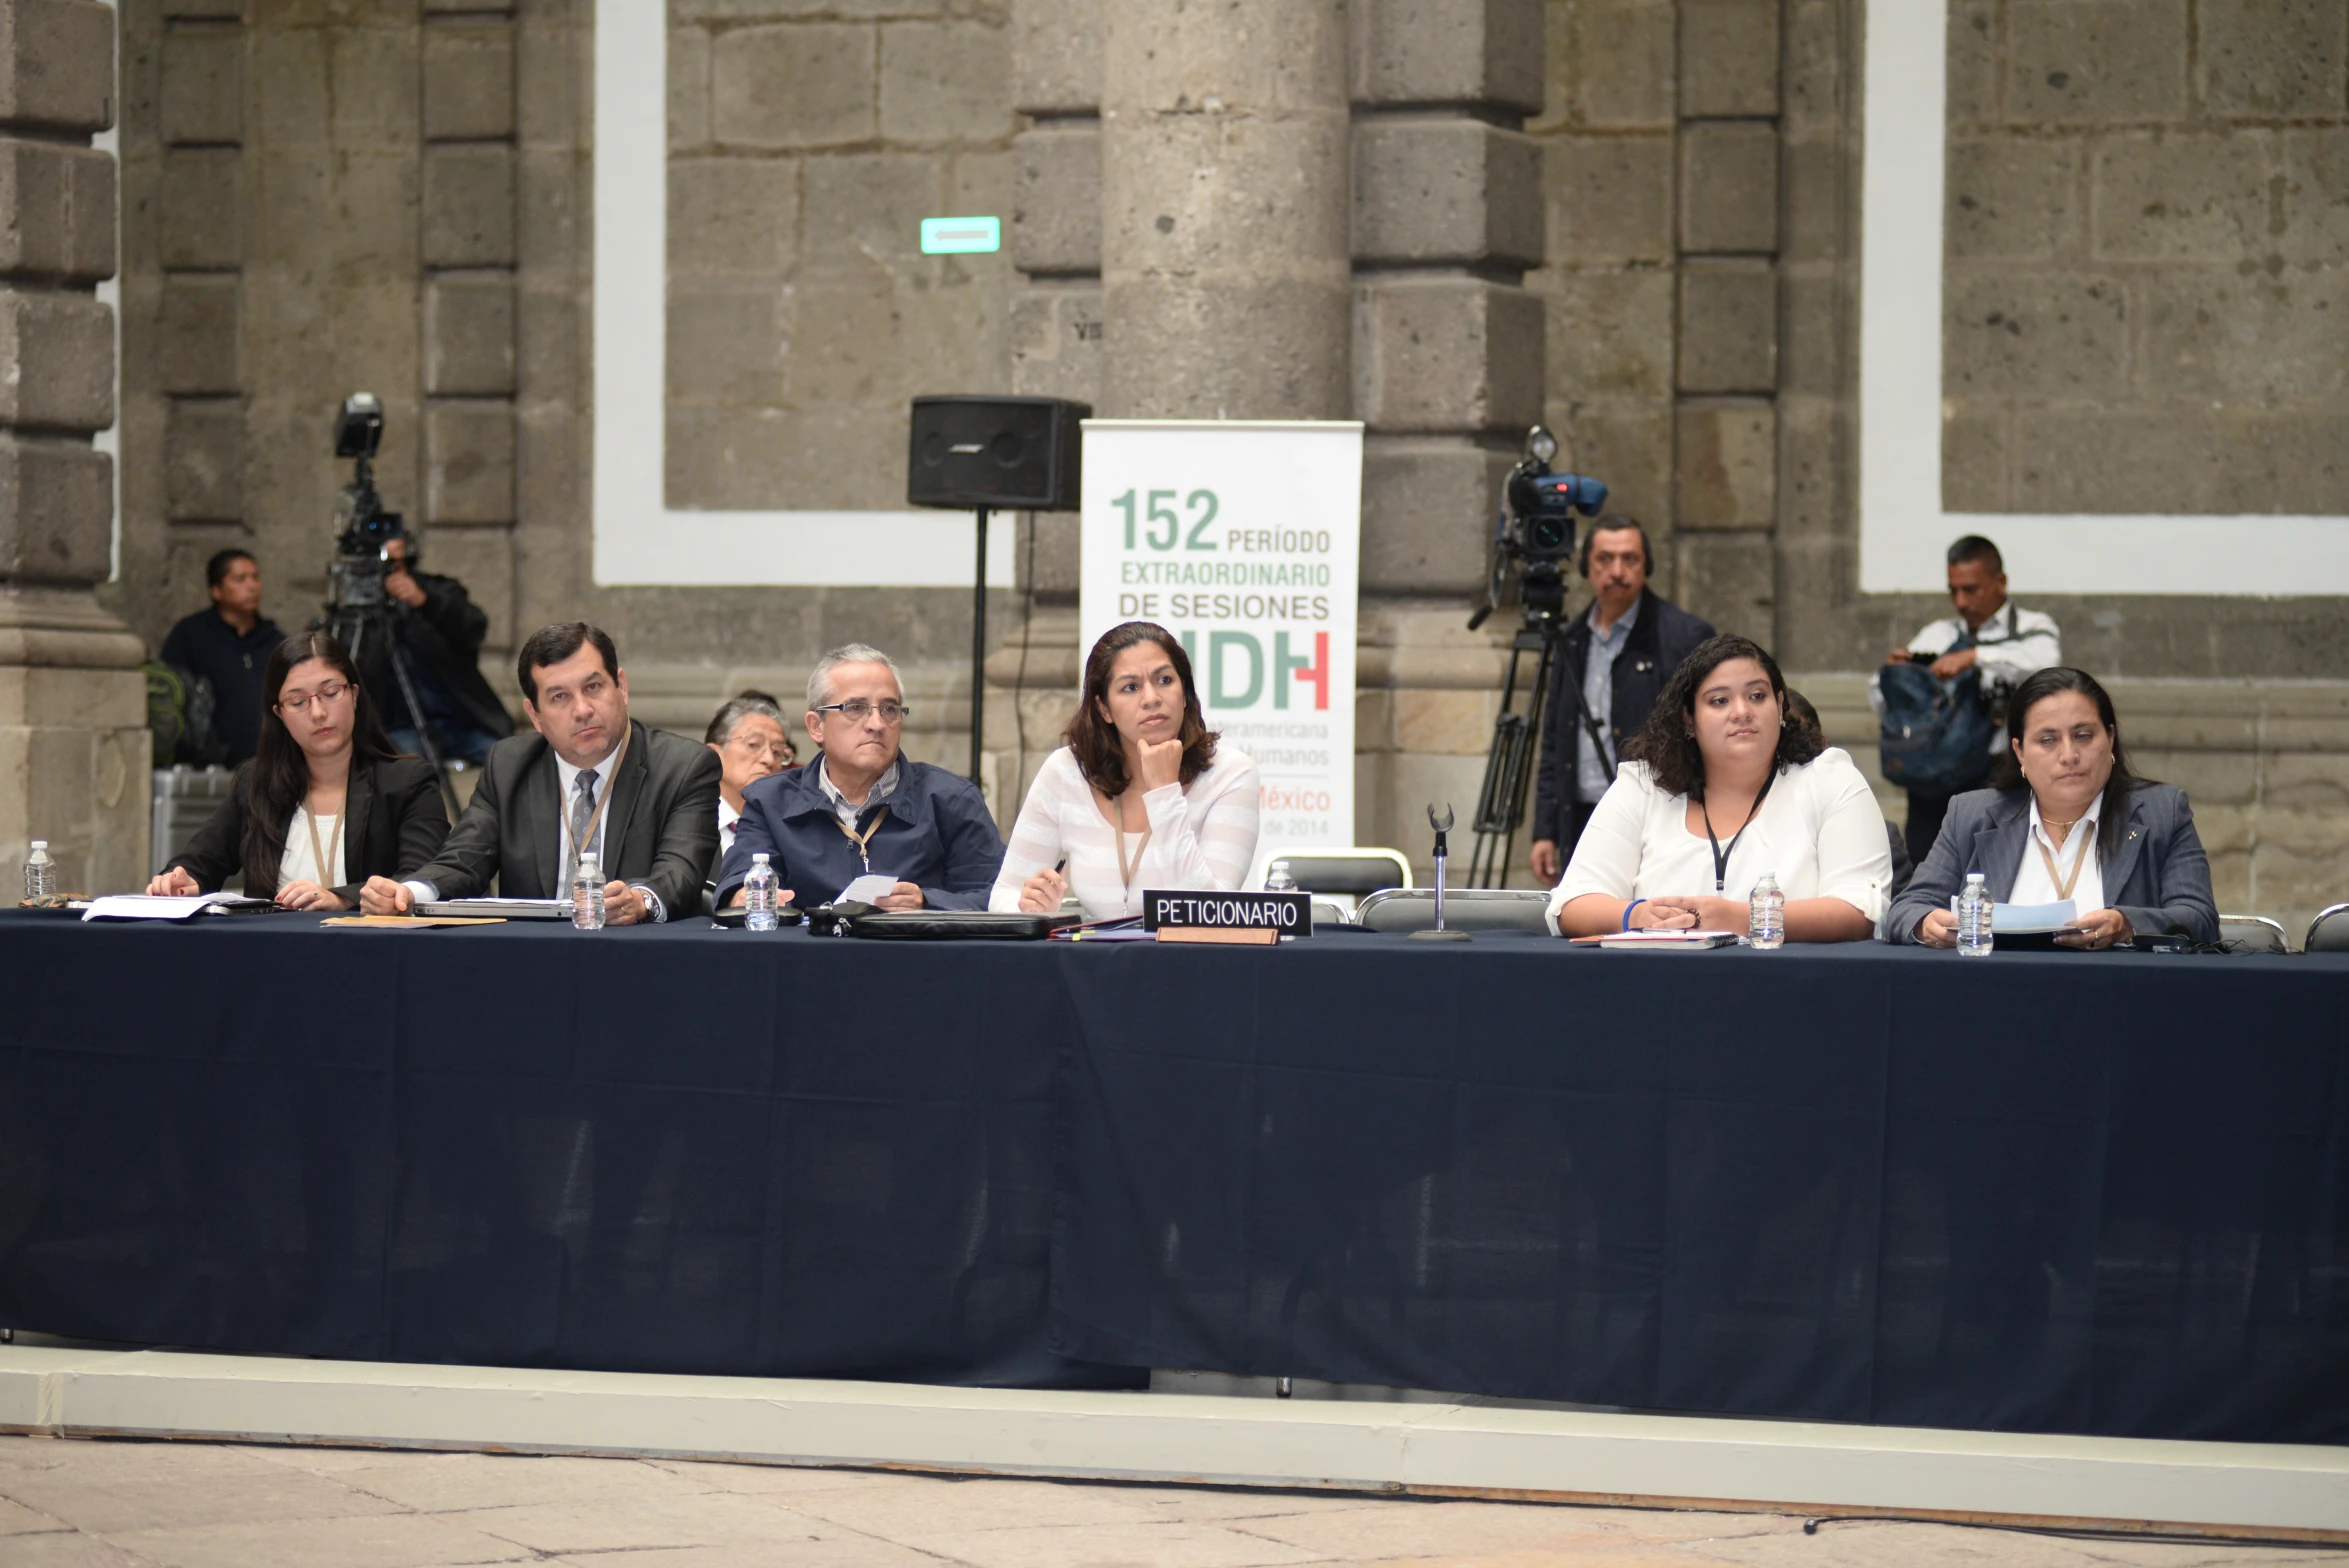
[[363, 533, 514, 766], [159, 549, 286, 765], [1527, 516, 1714, 884]]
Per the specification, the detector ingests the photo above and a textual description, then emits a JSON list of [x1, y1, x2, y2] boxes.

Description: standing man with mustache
[[1529, 515, 1715, 885], [359, 622, 721, 921]]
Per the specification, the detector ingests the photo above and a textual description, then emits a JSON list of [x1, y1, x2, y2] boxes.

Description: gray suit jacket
[[408, 719, 721, 917], [1886, 782, 2217, 945]]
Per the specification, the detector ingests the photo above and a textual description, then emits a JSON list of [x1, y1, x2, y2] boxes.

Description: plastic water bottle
[[1264, 864, 1298, 893], [24, 841, 54, 899], [1747, 871, 1785, 949], [571, 851, 606, 930], [1958, 871, 1993, 957], [743, 853, 779, 931]]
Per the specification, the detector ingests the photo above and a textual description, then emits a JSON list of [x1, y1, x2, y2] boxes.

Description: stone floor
[[0, 1434, 2340, 1568]]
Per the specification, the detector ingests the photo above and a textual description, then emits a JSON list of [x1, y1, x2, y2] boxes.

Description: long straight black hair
[[242, 631, 399, 891], [1990, 666, 2148, 866]]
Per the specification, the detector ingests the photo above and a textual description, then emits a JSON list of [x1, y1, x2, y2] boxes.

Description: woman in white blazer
[[991, 620, 1260, 920], [1549, 634, 1892, 941]]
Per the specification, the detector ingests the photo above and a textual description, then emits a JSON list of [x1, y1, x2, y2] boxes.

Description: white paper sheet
[[1948, 896, 2079, 933], [836, 874, 899, 904], [81, 893, 269, 921]]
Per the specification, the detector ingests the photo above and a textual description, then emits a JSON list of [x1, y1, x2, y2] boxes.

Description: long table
[[3, 911, 2344, 1442]]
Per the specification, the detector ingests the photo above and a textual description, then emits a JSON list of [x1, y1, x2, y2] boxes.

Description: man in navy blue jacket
[[713, 643, 1004, 910]]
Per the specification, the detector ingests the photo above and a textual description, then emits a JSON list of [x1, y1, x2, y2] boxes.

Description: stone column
[[0, 0, 151, 895], [1098, 0, 1352, 419]]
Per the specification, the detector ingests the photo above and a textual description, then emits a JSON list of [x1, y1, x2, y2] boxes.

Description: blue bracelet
[[1622, 898, 1647, 931]]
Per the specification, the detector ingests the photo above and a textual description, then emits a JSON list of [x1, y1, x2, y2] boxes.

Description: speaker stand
[[969, 505, 991, 784]]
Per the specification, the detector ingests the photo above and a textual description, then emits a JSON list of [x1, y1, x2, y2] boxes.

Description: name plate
[[1142, 889, 1312, 945]]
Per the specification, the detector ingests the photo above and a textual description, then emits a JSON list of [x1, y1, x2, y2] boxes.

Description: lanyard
[[834, 805, 890, 874], [2035, 822, 2092, 902], [1701, 769, 1776, 893], [1110, 794, 1154, 894], [565, 724, 632, 882], [302, 797, 345, 887]]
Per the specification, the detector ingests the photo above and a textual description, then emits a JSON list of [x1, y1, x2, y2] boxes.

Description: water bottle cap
[[29, 840, 44, 850], [752, 852, 769, 864], [1964, 871, 1985, 883]]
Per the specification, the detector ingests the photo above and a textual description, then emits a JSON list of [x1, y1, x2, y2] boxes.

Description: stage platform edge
[[1, 1344, 2342, 1542]]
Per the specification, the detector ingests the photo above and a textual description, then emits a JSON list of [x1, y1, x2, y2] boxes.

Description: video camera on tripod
[[1463, 426, 1609, 884], [316, 392, 458, 813], [326, 392, 405, 614]]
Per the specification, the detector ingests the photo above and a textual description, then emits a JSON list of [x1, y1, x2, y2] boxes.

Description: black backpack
[[1878, 660, 1993, 796], [143, 661, 228, 768]]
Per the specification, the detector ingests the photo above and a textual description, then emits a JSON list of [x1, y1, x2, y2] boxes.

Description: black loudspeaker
[[906, 395, 1089, 511]]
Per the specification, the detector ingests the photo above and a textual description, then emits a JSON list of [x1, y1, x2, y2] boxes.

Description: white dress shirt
[[1548, 746, 1894, 934], [2006, 792, 2106, 913], [990, 746, 1262, 920], [717, 797, 741, 861], [278, 807, 345, 890]]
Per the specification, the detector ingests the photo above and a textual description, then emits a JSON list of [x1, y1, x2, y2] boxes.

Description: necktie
[[570, 769, 600, 880]]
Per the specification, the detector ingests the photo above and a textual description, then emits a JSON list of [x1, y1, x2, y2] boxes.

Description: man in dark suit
[[1529, 516, 1715, 883], [359, 622, 720, 922]]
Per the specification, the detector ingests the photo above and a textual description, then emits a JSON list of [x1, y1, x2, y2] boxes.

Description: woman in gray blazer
[[1888, 667, 2217, 949]]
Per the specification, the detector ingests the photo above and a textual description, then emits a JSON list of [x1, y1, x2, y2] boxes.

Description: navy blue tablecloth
[[1046, 935, 2349, 1441], [3, 911, 2345, 1441], [0, 910, 1097, 1386]]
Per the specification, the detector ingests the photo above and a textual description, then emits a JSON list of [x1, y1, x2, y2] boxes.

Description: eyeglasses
[[728, 734, 797, 764], [278, 681, 353, 715], [814, 700, 909, 725]]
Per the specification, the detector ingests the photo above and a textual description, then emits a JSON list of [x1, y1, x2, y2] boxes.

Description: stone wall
[[0, 0, 149, 898]]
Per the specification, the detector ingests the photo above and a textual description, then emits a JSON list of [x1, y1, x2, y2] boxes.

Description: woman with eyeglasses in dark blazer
[[149, 630, 450, 910]]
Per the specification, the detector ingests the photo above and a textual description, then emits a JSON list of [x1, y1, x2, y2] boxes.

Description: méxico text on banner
[[1078, 421, 1363, 870]]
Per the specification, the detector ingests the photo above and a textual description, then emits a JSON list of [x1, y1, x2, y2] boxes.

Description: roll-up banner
[[1078, 420, 1362, 868]]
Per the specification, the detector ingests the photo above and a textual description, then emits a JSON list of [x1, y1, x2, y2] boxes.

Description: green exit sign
[[920, 216, 1001, 254]]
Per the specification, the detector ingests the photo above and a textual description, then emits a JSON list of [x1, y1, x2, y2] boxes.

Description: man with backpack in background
[[1870, 535, 2062, 865], [157, 548, 285, 765]]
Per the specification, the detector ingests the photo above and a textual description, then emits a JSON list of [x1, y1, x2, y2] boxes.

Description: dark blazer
[[167, 755, 449, 902], [712, 753, 1004, 911], [358, 569, 515, 742], [1886, 783, 2218, 945], [1531, 588, 1715, 843], [407, 719, 721, 917]]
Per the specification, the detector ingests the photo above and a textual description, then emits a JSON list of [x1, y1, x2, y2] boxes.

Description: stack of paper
[[81, 893, 275, 922]]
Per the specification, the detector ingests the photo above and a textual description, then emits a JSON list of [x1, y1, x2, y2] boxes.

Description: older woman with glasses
[[711, 643, 1005, 911], [704, 689, 797, 863], [149, 630, 450, 910]]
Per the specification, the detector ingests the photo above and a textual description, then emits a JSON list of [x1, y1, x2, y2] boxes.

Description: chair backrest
[[1311, 899, 1351, 929], [1263, 847, 1412, 896], [2306, 904, 2349, 954], [2218, 915, 2288, 955], [1356, 888, 1552, 934]]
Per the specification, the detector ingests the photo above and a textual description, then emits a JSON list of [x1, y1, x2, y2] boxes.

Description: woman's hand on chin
[[274, 880, 347, 912], [1134, 737, 1185, 793]]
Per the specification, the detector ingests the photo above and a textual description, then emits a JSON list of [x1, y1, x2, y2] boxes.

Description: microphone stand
[[1410, 803, 1472, 941]]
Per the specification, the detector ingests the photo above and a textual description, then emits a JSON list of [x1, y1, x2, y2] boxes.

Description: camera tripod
[[324, 601, 462, 820], [1463, 560, 1616, 887]]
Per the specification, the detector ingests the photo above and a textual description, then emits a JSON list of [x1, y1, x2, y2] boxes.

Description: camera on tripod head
[[326, 392, 408, 614], [1471, 425, 1609, 629]]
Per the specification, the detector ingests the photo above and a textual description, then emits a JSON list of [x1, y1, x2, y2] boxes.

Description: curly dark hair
[[1624, 634, 1821, 799], [1063, 621, 1218, 795], [1988, 666, 2149, 866]]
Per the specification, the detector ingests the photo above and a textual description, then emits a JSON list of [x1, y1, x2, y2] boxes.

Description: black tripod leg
[[387, 638, 460, 819]]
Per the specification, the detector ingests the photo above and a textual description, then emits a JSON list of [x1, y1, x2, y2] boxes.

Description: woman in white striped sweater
[[991, 621, 1260, 920]]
